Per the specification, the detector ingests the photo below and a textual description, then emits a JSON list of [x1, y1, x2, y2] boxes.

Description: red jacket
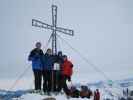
[[94, 91, 100, 100], [61, 59, 73, 77]]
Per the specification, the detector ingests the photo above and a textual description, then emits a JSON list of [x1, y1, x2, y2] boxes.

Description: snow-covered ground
[[0, 77, 133, 100], [21, 93, 92, 100]]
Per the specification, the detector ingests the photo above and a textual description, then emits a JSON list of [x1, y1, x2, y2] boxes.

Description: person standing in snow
[[53, 51, 64, 92], [28, 42, 44, 91], [42, 48, 55, 93], [94, 89, 100, 100], [61, 55, 73, 95]]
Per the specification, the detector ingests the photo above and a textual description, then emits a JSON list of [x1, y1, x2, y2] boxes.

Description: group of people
[[28, 42, 101, 99], [65, 85, 100, 100], [28, 42, 73, 95]]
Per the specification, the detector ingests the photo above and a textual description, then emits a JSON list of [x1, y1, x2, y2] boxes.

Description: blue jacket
[[28, 48, 44, 70], [42, 53, 55, 70]]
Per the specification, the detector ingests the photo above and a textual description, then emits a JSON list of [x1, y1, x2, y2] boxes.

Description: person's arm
[[28, 49, 39, 61], [28, 51, 34, 61], [40, 49, 44, 56]]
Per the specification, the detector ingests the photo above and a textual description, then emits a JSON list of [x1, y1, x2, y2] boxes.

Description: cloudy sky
[[0, 0, 133, 82]]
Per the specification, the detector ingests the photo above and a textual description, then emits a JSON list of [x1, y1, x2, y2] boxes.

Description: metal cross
[[32, 5, 74, 54]]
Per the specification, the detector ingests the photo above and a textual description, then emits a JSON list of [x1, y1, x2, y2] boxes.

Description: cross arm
[[32, 19, 53, 30], [56, 27, 74, 36], [32, 19, 74, 36]]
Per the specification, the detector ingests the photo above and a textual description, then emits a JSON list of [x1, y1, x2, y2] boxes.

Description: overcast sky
[[0, 0, 133, 81]]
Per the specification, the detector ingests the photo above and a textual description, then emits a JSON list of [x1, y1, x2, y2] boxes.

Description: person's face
[[63, 57, 67, 61], [47, 49, 52, 55], [58, 53, 62, 57], [36, 43, 41, 49]]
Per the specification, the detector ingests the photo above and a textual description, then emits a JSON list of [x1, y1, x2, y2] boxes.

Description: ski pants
[[62, 75, 71, 95], [33, 69, 42, 90], [53, 70, 62, 92], [42, 70, 52, 92]]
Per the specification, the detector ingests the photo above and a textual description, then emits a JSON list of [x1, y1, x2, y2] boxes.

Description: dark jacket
[[54, 55, 64, 69], [42, 53, 55, 70], [28, 48, 44, 70], [56, 55, 64, 65]]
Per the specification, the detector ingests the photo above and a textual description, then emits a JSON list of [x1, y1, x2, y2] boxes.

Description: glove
[[71, 64, 73, 68], [68, 77, 71, 82]]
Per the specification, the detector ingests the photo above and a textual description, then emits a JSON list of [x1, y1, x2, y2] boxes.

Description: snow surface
[[21, 93, 91, 100], [0, 77, 133, 100]]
